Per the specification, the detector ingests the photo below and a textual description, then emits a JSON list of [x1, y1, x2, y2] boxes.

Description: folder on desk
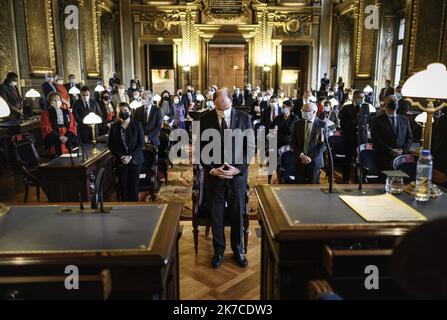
[[339, 194, 427, 222]]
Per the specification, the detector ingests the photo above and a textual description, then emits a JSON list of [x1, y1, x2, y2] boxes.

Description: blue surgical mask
[[302, 111, 314, 121]]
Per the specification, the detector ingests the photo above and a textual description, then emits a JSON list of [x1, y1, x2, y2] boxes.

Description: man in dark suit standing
[[371, 95, 413, 172], [339, 90, 371, 182], [244, 83, 253, 108], [293, 89, 312, 118], [181, 86, 196, 113], [0, 72, 23, 121], [232, 87, 244, 108], [199, 89, 254, 269], [72, 86, 102, 143], [291, 102, 327, 184], [64, 74, 81, 108], [379, 79, 395, 104], [261, 96, 281, 133], [41, 73, 58, 110], [134, 94, 162, 146]]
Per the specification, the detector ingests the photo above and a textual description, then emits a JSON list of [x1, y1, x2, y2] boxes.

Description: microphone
[[321, 127, 336, 194], [66, 141, 84, 211]]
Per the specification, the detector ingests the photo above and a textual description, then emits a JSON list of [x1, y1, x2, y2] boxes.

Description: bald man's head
[[214, 88, 232, 111]]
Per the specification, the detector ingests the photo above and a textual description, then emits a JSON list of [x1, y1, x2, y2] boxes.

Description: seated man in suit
[[371, 95, 414, 172], [291, 102, 328, 184], [134, 91, 163, 146], [72, 86, 103, 143]]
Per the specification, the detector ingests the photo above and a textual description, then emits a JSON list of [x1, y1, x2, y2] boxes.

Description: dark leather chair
[[357, 143, 379, 184], [12, 133, 41, 203], [192, 164, 250, 254], [140, 143, 161, 202], [393, 154, 418, 183], [328, 131, 347, 167]]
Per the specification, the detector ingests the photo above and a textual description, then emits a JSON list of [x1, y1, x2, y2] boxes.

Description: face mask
[[132, 85, 137, 90], [134, 95, 139, 100], [302, 111, 314, 121], [118, 89, 125, 95], [82, 95, 90, 102], [395, 93, 402, 100], [387, 101, 399, 111], [53, 100, 62, 109], [270, 103, 278, 108], [324, 106, 331, 113], [355, 98, 365, 105], [57, 80, 64, 85], [283, 108, 291, 116], [163, 96, 170, 101], [280, 93, 285, 98], [174, 99, 179, 104], [46, 77, 54, 83], [119, 111, 130, 121], [103, 96, 110, 101], [70, 79, 76, 84], [10, 81, 18, 86]]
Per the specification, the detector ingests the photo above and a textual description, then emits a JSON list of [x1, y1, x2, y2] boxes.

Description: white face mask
[[70, 78, 76, 84], [174, 99, 180, 104], [46, 77, 54, 83], [302, 111, 314, 121], [280, 93, 285, 98], [118, 89, 125, 95], [283, 108, 291, 116], [216, 107, 231, 119], [270, 103, 278, 108], [82, 95, 90, 102], [10, 81, 18, 86], [57, 80, 64, 85], [324, 106, 331, 113]]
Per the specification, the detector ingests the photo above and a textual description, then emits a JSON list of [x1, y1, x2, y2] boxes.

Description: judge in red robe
[[41, 92, 78, 157]]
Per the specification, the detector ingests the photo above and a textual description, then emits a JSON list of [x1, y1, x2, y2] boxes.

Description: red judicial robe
[[41, 108, 78, 156]]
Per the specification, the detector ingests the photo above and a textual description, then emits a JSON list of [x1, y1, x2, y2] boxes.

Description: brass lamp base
[[0, 203, 10, 215]]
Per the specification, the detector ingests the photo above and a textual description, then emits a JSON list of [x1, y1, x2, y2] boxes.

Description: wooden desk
[[37, 143, 114, 202], [255, 185, 447, 300], [0, 202, 182, 300]]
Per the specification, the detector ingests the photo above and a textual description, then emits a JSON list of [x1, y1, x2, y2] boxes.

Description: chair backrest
[[392, 218, 447, 299], [12, 133, 40, 169], [91, 168, 105, 210], [358, 143, 377, 171], [328, 135, 347, 157], [158, 132, 171, 157], [393, 154, 418, 182], [143, 144, 158, 167]]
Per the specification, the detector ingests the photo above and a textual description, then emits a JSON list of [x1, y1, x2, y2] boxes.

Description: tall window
[[394, 18, 405, 86]]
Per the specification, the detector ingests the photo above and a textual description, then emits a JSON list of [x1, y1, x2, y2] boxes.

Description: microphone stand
[[67, 141, 84, 211], [321, 128, 337, 194]]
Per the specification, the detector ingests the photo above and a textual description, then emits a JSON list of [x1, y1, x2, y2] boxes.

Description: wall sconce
[[82, 112, 102, 154], [263, 65, 271, 72], [402, 63, 447, 150], [94, 85, 105, 93], [182, 65, 191, 73]]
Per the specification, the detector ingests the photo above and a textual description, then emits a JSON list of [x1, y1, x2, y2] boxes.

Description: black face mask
[[387, 101, 399, 111], [163, 96, 170, 101], [103, 96, 110, 101], [119, 111, 130, 121]]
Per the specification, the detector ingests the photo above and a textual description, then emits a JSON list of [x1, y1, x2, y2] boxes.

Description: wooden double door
[[208, 45, 246, 90]]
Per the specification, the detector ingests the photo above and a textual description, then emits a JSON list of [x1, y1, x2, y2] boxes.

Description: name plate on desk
[[340, 194, 427, 223]]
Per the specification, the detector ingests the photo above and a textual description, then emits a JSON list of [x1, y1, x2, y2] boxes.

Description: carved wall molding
[[201, 0, 252, 25], [82, 0, 102, 77], [24, 0, 57, 75], [138, 10, 182, 37], [354, 0, 377, 78], [271, 12, 312, 38], [0, 0, 17, 80]]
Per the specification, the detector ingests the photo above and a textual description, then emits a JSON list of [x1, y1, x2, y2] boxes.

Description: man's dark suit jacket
[[134, 105, 162, 146], [107, 120, 144, 166], [0, 82, 22, 120], [72, 99, 102, 143], [272, 114, 298, 148], [41, 82, 58, 102], [379, 87, 395, 102], [291, 118, 328, 170], [232, 93, 244, 107], [199, 108, 253, 184], [371, 112, 413, 170], [339, 103, 370, 149], [261, 106, 282, 131], [292, 98, 305, 118]]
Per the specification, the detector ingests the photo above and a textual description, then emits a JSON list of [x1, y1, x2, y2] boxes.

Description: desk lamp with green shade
[[402, 63, 447, 151], [83, 112, 103, 154]]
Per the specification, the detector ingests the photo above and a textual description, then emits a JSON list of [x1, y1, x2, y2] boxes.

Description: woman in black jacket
[[108, 102, 145, 201]]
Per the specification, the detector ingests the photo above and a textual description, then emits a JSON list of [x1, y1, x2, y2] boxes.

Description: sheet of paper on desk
[[59, 153, 82, 158], [339, 194, 427, 222]]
